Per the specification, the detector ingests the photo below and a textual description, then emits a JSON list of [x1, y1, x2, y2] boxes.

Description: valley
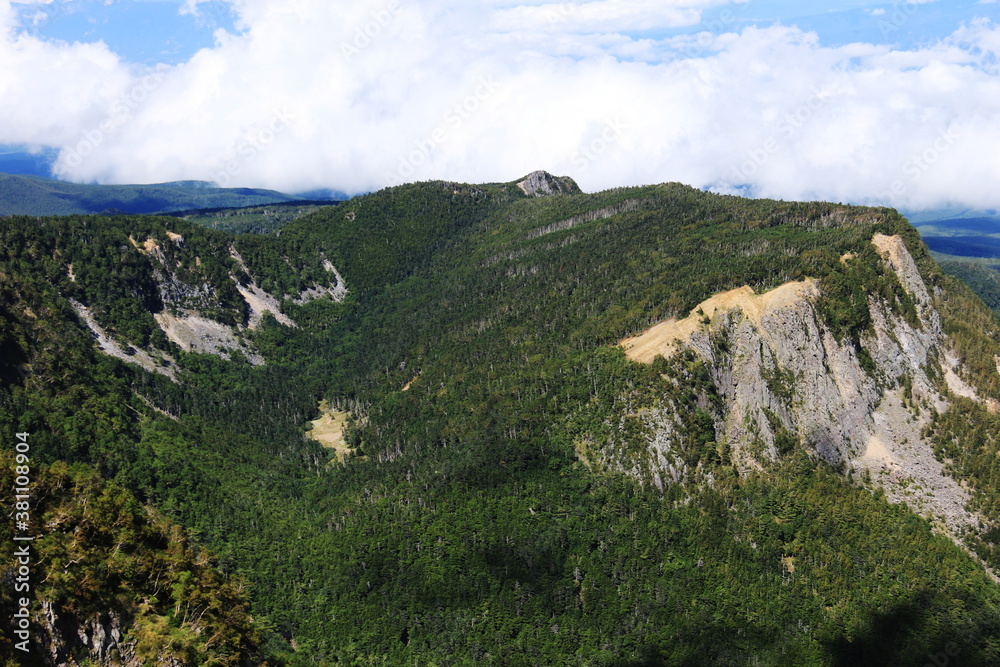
[[3, 173, 1000, 665]]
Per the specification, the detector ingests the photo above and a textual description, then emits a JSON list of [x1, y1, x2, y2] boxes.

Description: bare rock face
[[153, 311, 263, 364], [516, 171, 581, 197], [35, 600, 198, 666], [620, 234, 989, 544], [77, 237, 348, 373], [37, 602, 141, 667], [71, 300, 179, 380]]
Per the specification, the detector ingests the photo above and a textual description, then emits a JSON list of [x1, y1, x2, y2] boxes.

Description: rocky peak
[[516, 170, 581, 197]]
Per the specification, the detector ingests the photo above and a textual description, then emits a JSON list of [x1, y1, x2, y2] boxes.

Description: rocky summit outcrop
[[620, 234, 992, 544], [516, 170, 581, 197]]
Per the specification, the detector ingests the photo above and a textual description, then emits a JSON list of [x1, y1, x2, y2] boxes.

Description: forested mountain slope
[[936, 257, 1000, 318], [0, 451, 265, 665], [3, 171, 1000, 665], [166, 201, 341, 235]]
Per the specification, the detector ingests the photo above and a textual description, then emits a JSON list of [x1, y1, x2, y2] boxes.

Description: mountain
[[0, 149, 58, 178], [904, 208, 1000, 260], [904, 210, 1000, 318], [0, 450, 265, 665], [902, 207, 1000, 226], [3, 171, 1000, 664], [0, 173, 310, 217]]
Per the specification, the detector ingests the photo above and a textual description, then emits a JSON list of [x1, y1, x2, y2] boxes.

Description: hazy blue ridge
[[0, 173, 307, 216]]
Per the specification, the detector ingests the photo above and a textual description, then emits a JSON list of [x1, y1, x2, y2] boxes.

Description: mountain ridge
[[0, 173, 319, 217], [620, 233, 993, 546], [3, 174, 1000, 664]]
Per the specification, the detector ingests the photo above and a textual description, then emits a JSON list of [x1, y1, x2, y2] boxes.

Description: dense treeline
[[938, 259, 1000, 316], [3, 179, 1000, 664], [0, 450, 265, 665], [0, 215, 333, 342], [171, 202, 339, 235]]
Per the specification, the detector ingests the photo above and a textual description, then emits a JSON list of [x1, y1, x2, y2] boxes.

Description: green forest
[[936, 258, 1000, 317], [167, 202, 338, 236], [3, 176, 1000, 665]]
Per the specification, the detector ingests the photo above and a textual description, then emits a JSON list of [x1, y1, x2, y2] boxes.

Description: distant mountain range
[[911, 214, 1000, 259], [0, 172, 345, 217], [0, 147, 58, 177]]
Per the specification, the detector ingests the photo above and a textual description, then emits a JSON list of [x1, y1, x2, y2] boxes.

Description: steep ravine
[[74, 234, 348, 373], [620, 233, 998, 554]]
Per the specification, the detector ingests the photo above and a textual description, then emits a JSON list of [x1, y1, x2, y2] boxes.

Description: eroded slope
[[619, 233, 1000, 549]]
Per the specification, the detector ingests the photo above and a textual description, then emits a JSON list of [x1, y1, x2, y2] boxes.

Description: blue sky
[[1, 0, 998, 209], [11, 1, 237, 65], [10, 1, 990, 64], [7, 0, 995, 65]]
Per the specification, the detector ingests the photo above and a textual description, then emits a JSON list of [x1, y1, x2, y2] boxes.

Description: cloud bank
[[1, 0, 999, 209]]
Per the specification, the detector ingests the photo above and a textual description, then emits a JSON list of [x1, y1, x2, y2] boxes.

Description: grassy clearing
[[308, 399, 353, 460]]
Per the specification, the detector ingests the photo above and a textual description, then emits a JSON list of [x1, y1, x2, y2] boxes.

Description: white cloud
[[490, 0, 734, 34], [1, 0, 999, 211], [0, 1, 134, 148]]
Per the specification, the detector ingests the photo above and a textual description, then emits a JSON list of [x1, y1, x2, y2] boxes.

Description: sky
[[1, 0, 998, 210]]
